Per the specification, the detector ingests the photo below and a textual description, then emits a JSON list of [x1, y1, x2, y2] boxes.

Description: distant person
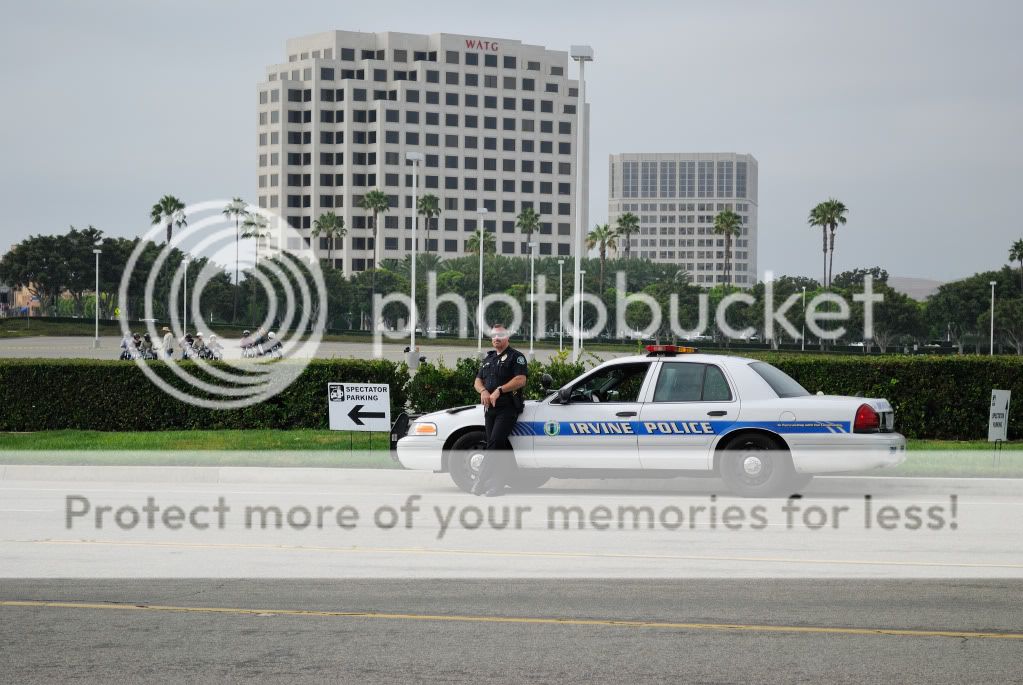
[[161, 327, 174, 359]]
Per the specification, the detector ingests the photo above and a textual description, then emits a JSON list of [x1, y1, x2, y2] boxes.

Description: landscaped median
[[0, 430, 1019, 477]]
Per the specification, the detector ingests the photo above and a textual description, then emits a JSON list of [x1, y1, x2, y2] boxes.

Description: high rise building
[[608, 153, 758, 286], [257, 31, 582, 274]]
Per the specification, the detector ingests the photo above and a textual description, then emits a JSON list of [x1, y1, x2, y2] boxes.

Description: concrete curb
[[0, 465, 1019, 497]]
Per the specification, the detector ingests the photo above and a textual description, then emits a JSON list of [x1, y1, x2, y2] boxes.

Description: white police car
[[396, 346, 907, 496]]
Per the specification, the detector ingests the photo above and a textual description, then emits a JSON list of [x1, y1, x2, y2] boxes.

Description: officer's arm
[[498, 375, 527, 393]]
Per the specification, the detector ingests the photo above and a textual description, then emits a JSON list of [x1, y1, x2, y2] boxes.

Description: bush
[[0, 358, 407, 432]]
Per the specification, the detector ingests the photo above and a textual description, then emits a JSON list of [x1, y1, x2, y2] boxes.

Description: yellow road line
[[1, 600, 1021, 640], [28, 538, 1023, 570]]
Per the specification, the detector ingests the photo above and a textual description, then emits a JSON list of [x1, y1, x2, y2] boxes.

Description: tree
[[241, 213, 270, 265], [516, 206, 541, 241], [809, 198, 848, 288], [586, 223, 618, 294], [832, 266, 889, 289], [65, 225, 105, 316], [150, 195, 186, 246], [466, 228, 496, 255], [417, 193, 441, 253], [615, 212, 640, 259], [0, 234, 70, 315], [222, 197, 247, 322], [1009, 239, 1023, 292], [980, 297, 1023, 354], [311, 211, 347, 267], [712, 209, 743, 287], [359, 190, 390, 269]]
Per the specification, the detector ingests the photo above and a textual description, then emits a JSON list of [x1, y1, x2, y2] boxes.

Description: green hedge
[[0, 358, 407, 432], [1, 355, 1020, 439]]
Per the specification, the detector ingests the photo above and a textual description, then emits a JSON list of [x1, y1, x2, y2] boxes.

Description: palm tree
[[712, 209, 743, 287], [615, 212, 640, 259], [466, 228, 496, 255], [416, 193, 441, 253], [150, 195, 186, 245], [241, 212, 270, 265], [312, 211, 347, 267], [359, 189, 391, 305], [586, 223, 618, 293], [809, 198, 848, 288], [1010, 239, 1023, 292], [222, 197, 247, 322], [516, 206, 541, 242]]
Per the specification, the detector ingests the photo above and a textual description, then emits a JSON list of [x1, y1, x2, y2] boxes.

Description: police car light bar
[[645, 345, 698, 356]]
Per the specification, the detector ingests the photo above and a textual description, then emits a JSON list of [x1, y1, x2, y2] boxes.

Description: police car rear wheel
[[449, 430, 487, 493], [718, 434, 798, 497]]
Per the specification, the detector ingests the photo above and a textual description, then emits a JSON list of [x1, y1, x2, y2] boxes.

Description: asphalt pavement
[[2, 578, 1022, 684]]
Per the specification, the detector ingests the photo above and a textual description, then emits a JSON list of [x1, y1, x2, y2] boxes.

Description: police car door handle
[[707, 410, 728, 417], [616, 411, 637, 417]]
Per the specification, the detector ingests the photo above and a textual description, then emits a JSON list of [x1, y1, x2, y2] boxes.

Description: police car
[[395, 346, 907, 496]]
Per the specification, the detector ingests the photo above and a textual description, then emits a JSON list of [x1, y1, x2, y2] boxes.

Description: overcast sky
[[1, 0, 1020, 282]]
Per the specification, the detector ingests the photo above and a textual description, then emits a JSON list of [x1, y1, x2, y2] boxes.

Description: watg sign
[[465, 39, 499, 51]]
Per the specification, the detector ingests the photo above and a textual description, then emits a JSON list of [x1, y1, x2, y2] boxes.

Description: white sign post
[[328, 383, 392, 432], [988, 389, 1011, 442]]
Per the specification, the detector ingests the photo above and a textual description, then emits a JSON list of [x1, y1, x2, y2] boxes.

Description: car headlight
[[408, 422, 438, 436]]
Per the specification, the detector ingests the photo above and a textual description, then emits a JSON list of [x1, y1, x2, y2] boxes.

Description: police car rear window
[[652, 363, 732, 402], [749, 362, 810, 398]]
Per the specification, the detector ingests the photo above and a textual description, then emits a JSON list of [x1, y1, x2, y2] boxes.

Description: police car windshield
[[749, 362, 810, 398]]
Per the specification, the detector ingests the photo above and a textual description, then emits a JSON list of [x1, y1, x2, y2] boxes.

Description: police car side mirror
[[557, 387, 572, 404], [540, 373, 554, 392]]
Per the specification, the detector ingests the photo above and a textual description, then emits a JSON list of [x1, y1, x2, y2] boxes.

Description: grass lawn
[[0, 430, 1020, 476]]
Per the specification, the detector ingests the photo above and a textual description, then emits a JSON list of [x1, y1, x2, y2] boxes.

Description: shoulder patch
[[517, 356, 526, 364]]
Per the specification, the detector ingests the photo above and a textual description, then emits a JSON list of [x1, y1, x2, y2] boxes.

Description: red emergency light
[[645, 345, 698, 357]]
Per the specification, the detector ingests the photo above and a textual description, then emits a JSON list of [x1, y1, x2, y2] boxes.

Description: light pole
[[557, 259, 565, 351], [476, 207, 488, 354], [990, 280, 997, 356], [407, 151, 424, 367], [570, 45, 593, 363], [93, 248, 102, 348], [182, 255, 190, 334], [528, 240, 537, 358], [801, 286, 806, 351], [579, 269, 586, 353]]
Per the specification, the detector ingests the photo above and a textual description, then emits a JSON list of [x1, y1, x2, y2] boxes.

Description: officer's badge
[[543, 420, 560, 436], [500, 354, 507, 361], [517, 356, 526, 364]]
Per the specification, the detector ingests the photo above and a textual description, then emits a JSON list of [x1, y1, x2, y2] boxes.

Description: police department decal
[[543, 420, 561, 436]]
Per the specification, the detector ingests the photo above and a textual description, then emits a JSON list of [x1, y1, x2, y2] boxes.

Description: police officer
[[472, 325, 529, 497]]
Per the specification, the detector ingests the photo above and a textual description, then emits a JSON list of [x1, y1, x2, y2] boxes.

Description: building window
[[680, 161, 695, 198], [485, 54, 497, 68], [466, 52, 479, 65], [736, 161, 748, 199], [698, 161, 714, 198], [623, 161, 638, 198], [717, 160, 734, 198]]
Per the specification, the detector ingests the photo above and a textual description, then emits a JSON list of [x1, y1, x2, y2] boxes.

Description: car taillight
[[853, 404, 880, 433]]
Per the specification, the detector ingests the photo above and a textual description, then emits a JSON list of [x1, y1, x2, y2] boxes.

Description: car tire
[[448, 430, 487, 493], [718, 434, 801, 497]]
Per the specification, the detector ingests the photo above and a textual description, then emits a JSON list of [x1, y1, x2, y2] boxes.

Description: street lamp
[[476, 207, 489, 354], [528, 241, 537, 358], [801, 286, 807, 352], [93, 248, 102, 348], [579, 269, 586, 353], [182, 255, 190, 334], [557, 259, 565, 351], [407, 151, 424, 368], [570, 44, 594, 363], [990, 280, 997, 356]]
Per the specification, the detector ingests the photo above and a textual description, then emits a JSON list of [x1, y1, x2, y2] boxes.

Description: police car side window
[[570, 362, 650, 403], [653, 364, 732, 402]]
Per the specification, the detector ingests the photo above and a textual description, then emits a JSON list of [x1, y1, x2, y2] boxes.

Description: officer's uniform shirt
[[476, 346, 529, 408]]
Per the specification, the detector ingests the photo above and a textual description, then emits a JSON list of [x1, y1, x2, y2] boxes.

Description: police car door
[[530, 361, 653, 469], [637, 361, 738, 470]]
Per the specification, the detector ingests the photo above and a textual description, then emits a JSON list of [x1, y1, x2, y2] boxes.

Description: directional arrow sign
[[348, 404, 385, 426], [327, 383, 391, 432]]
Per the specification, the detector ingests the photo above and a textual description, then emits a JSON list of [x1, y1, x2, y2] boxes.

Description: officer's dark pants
[[478, 403, 518, 491]]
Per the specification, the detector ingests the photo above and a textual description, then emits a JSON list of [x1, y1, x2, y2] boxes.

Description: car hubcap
[[469, 452, 485, 473], [742, 455, 763, 477]]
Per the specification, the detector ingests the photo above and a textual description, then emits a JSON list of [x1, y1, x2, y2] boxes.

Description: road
[[0, 335, 623, 363], [2, 579, 1021, 683], [2, 469, 1022, 682]]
